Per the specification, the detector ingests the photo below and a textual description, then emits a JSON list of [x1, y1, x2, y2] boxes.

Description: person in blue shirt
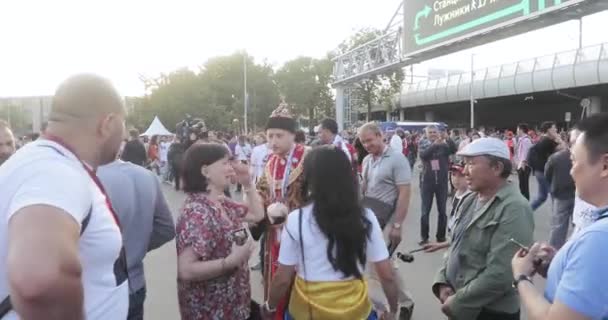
[[511, 112, 608, 320]]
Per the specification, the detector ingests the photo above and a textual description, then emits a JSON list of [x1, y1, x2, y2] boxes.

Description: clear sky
[[1, 0, 606, 97]]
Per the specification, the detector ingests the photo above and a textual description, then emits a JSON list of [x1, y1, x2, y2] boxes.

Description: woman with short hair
[[176, 143, 264, 320]]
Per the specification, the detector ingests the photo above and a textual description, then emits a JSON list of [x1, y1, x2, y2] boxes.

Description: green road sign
[[404, 0, 576, 55]]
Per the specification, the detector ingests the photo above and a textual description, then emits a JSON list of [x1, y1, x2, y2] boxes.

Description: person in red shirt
[[505, 131, 515, 161], [148, 135, 159, 175]]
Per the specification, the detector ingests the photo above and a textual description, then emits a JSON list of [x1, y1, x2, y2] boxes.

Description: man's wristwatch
[[512, 274, 533, 288], [262, 301, 276, 313], [392, 222, 402, 229]]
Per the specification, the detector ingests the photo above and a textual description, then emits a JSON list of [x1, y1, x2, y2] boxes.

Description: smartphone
[[509, 238, 529, 251], [232, 228, 248, 246]]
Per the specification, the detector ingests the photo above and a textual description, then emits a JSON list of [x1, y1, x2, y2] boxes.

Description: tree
[[129, 52, 280, 133], [336, 28, 404, 121], [378, 69, 405, 120], [312, 56, 336, 120], [275, 56, 334, 134]]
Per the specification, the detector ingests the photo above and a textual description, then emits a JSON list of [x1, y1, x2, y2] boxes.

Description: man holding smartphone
[[418, 126, 457, 245], [432, 138, 534, 320], [512, 113, 608, 320]]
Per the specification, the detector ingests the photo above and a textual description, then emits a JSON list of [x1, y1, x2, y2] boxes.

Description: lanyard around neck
[[271, 146, 296, 202], [42, 134, 122, 230]]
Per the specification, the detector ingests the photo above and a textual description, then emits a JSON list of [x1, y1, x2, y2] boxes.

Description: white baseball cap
[[457, 137, 510, 160]]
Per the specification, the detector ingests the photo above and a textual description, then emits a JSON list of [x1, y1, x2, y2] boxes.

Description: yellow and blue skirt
[[284, 276, 378, 320]]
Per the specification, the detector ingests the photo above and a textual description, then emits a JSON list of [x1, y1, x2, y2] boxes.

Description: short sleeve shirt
[[544, 212, 608, 319], [362, 146, 411, 206], [0, 140, 128, 320], [278, 204, 388, 281], [176, 193, 250, 320]]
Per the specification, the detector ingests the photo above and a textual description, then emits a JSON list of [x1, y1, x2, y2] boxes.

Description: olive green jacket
[[432, 183, 534, 320]]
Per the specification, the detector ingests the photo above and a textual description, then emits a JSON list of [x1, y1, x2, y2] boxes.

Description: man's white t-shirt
[[332, 135, 353, 162], [278, 204, 388, 281], [250, 144, 269, 182], [159, 141, 170, 162], [389, 134, 402, 154], [0, 140, 129, 320]]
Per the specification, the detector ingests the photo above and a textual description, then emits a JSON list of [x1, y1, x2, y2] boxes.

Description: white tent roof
[[140, 116, 173, 136]]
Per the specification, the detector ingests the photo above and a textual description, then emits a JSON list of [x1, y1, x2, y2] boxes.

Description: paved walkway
[[144, 173, 552, 319]]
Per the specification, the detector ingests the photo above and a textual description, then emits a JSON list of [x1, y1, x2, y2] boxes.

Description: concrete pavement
[[143, 173, 552, 319]]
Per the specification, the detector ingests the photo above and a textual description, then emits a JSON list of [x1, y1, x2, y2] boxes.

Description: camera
[[176, 115, 208, 142]]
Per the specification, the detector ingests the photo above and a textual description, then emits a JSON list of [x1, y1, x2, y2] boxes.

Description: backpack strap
[[0, 296, 11, 319], [80, 205, 92, 235]]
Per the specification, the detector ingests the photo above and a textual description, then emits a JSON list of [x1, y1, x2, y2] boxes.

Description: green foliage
[[127, 27, 404, 132], [275, 55, 334, 133], [130, 53, 280, 133]]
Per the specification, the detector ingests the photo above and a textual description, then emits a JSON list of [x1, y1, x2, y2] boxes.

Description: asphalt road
[[143, 172, 552, 320]]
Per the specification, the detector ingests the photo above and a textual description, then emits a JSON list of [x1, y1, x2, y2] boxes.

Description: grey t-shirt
[[97, 160, 176, 294], [362, 146, 412, 206]]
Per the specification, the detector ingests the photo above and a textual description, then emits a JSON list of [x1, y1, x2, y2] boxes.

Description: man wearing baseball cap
[[432, 138, 534, 320]]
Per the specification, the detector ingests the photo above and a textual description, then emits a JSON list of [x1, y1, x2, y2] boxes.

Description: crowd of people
[[0, 73, 608, 320]]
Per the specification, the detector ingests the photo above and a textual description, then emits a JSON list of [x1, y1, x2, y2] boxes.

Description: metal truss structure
[[332, 1, 408, 87], [333, 1, 411, 130]]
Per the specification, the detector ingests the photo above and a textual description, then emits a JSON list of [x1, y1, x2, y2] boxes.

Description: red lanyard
[[42, 134, 122, 230]]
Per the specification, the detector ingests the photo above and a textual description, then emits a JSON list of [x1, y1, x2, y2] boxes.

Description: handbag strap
[[298, 208, 314, 320]]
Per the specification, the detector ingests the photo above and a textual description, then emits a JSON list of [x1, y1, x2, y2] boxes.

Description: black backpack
[[526, 142, 543, 171]]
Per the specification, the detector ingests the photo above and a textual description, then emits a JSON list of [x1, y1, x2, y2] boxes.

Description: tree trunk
[[308, 106, 315, 136], [366, 100, 372, 122]]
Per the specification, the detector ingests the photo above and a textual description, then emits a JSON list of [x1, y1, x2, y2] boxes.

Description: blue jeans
[[284, 310, 378, 320], [420, 180, 449, 241], [531, 171, 550, 211], [128, 287, 146, 320], [549, 198, 574, 249]]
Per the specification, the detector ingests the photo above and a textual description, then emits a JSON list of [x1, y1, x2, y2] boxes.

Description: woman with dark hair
[[295, 129, 307, 145], [354, 136, 369, 174], [263, 146, 399, 320], [167, 136, 186, 190], [175, 143, 265, 320]]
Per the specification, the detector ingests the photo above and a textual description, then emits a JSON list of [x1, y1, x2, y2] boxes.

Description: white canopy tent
[[140, 116, 173, 136]]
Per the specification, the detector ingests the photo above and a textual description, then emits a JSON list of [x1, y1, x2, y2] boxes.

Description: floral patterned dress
[[176, 193, 251, 320]]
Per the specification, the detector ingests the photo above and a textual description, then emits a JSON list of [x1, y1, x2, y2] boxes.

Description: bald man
[[0, 120, 15, 165], [0, 74, 128, 320]]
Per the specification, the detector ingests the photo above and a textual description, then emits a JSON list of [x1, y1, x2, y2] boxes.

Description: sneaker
[[250, 262, 262, 271], [436, 237, 447, 243], [418, 239, 429, 246], [399, 304, 414, 320], [391, 256, 399, 269]]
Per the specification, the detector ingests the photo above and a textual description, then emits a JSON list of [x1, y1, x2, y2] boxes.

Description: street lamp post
[[243, 53, 248, 134], [233, 118, 240, 136], [469, 53, 475, 129]]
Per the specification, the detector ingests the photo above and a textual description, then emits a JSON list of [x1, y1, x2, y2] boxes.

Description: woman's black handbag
[[248, 300, 262, 320]]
